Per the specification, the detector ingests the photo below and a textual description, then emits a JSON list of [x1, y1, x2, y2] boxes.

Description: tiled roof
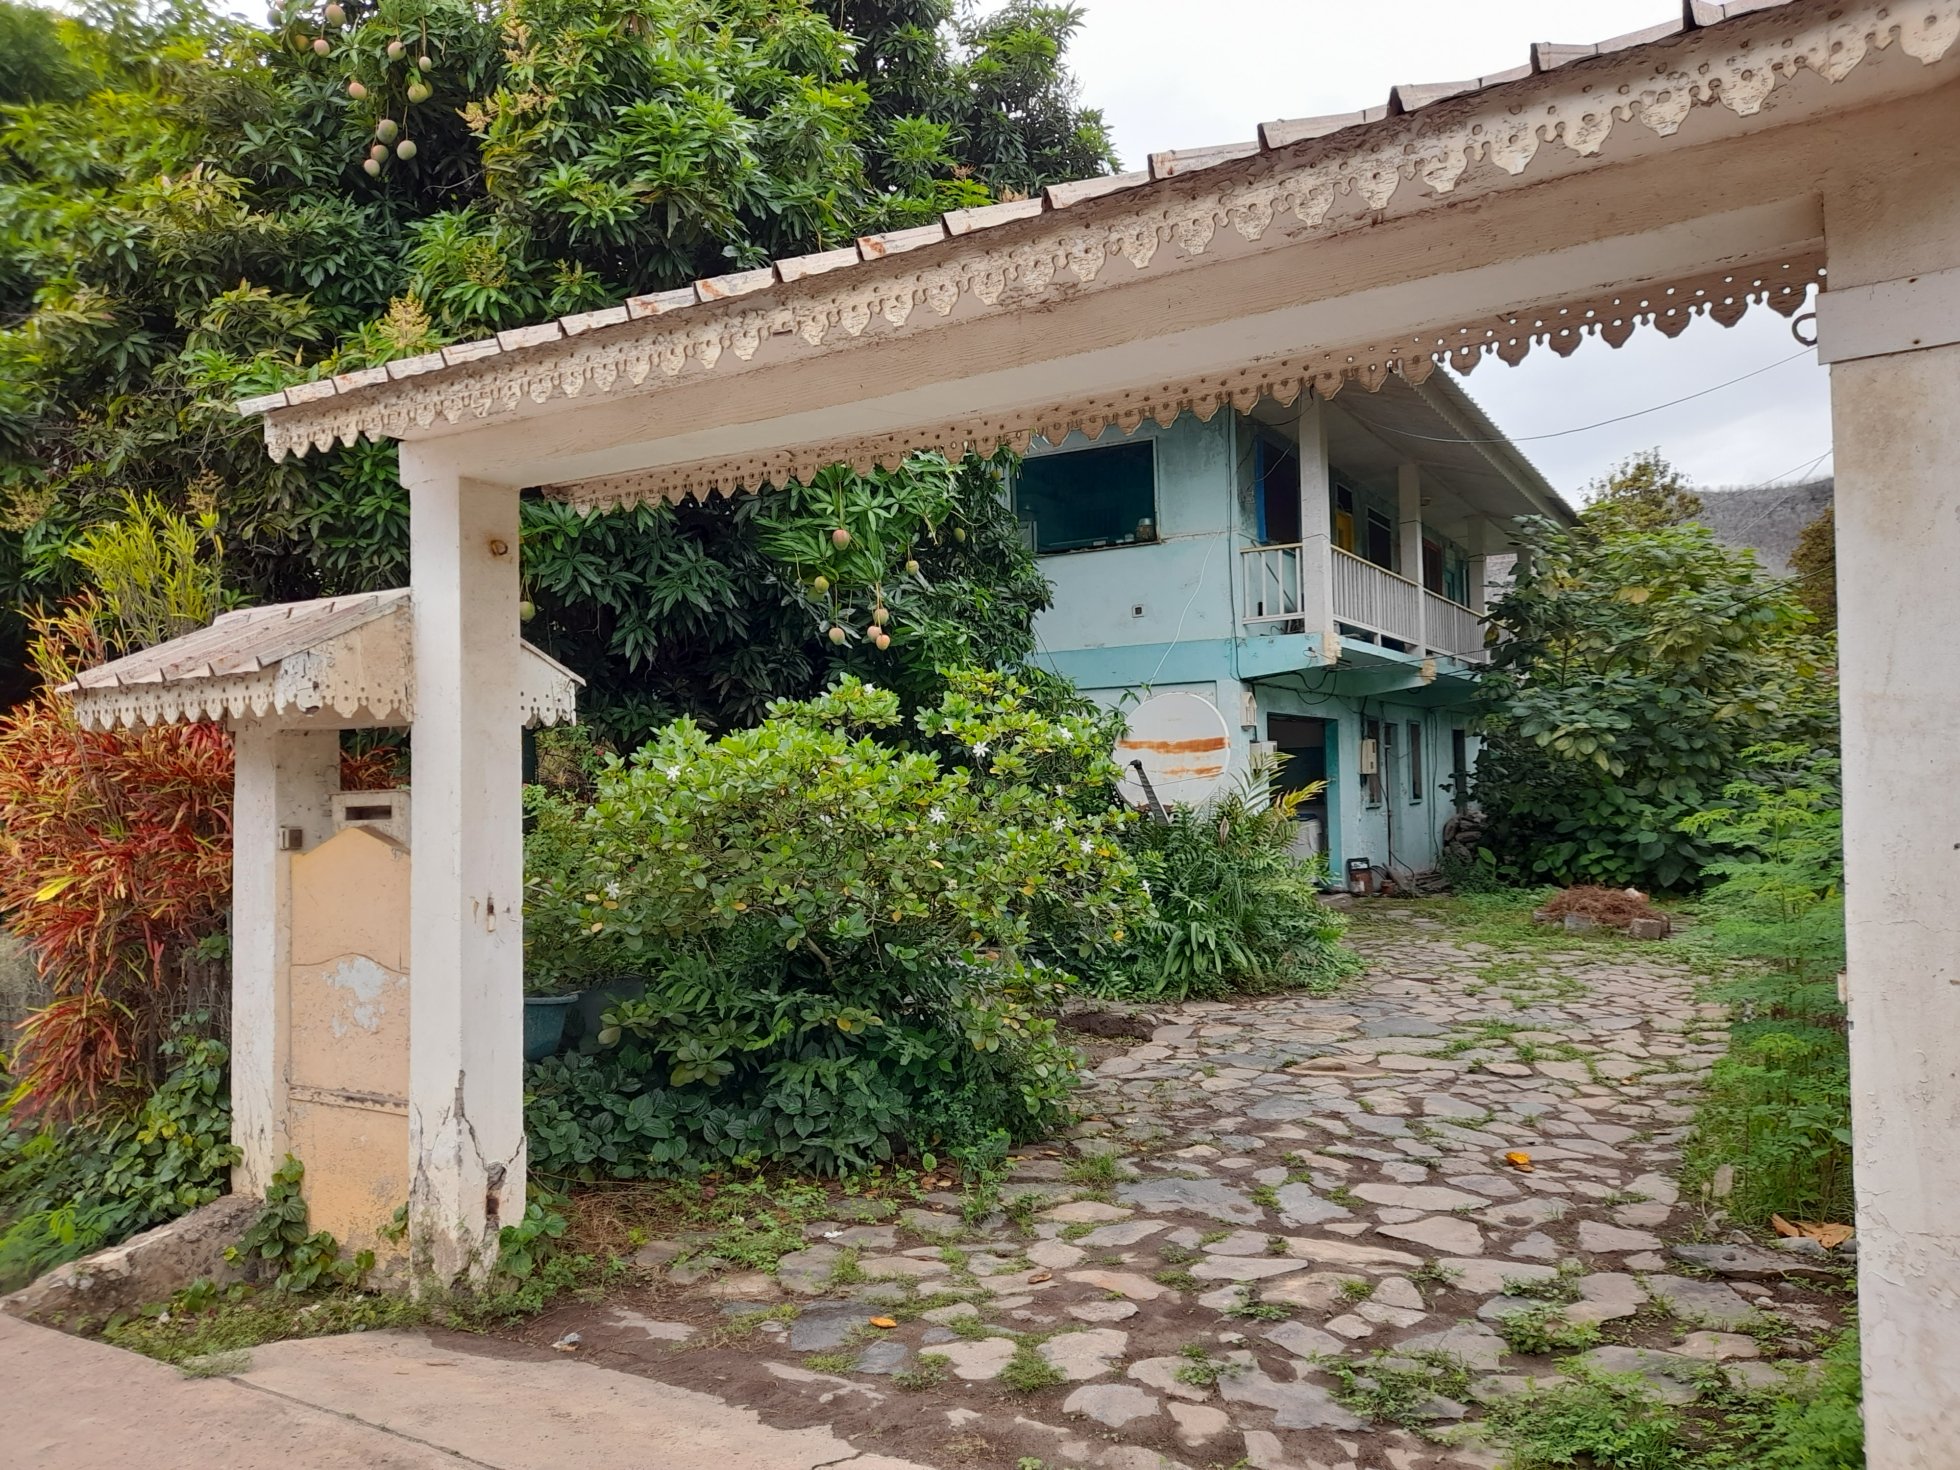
[[233, 0, 1803, 423], [59, 592, 414, 693]]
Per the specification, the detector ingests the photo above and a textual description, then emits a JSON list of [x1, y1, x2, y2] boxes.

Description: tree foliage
[[1472, 515, 1835, 890], [1788, 502, 1836, 634], [0, 0, 1114, 723], [1578, 448, 1704, 538]]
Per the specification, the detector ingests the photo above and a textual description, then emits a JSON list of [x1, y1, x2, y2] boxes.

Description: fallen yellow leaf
[[1770, 1213, 1800, 1238], [1503, 1151, 1534, 1172], [1796, 1220, 1854, 1249], [869, 1316, 898, 1330], [1028, 1270, 1053, 1284]]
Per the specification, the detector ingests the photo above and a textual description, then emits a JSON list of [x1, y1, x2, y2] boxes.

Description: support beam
[[229, 725, 340, 1195], [1296, 397, 1340, 664], [400, 446, 527, 1286], [1826, 147, 1960, 1469]]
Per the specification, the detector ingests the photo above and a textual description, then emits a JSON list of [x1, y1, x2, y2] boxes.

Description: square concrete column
[[1396, 462, 1426, 652], [1295, 396, 1340, 664], [1824, 157, 1960, 1468], [229, 724, 341, 1194], [400, 445, 527, 1285]]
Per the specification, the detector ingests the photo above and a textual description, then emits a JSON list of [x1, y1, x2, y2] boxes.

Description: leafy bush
[[0, 604, 232, 1114], [1474, 516, 1835, 890], [0, 1026, 239, 1290], [1681, 745, 1851, 1227], [522, 672, 1147, 1176], [227, 1155, 371, 1293], [1099, 760, 1358, 1002]]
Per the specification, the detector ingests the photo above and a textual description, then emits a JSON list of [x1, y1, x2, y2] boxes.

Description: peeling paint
[[323, 955, 393, 1036]]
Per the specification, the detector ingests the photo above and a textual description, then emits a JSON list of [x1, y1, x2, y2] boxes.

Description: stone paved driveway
[[523, 904, 1849, 1470]]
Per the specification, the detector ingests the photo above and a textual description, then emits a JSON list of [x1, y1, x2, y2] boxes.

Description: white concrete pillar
[[1295, 396, 1340, 664], [1466, 521, 1491, 616], [229, 723, 340, 1195], [1824, 157, 1960, 1467], [400, 445, 527, 1286], [1396, 463, 1426, 652]]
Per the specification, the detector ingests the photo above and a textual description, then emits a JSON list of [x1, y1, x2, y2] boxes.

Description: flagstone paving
[[514, 905, 1851, 1470]]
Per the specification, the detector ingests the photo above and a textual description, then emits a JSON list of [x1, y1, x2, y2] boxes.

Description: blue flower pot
[[523, 994, 577, 1062]]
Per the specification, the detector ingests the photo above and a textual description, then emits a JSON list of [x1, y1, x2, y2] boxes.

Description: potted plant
[[523, 976, 581, 1062], [521, 785, 622, 1062]]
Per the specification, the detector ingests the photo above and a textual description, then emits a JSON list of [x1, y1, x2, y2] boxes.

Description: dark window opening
[[1451, 727, 1470, 810], [1255, 435, 1301, 546], [1364, 508, 1395, 570], [1421, 537, 1445, 594], [1014, 440, 1158, 555], [1407, 721, 1424, 804]]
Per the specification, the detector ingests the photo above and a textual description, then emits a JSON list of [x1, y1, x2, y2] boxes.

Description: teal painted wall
[[1022, 411, 1480, 877]]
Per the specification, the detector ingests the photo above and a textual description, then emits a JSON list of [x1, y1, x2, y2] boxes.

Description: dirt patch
[[1537, 885, 1669, 931]]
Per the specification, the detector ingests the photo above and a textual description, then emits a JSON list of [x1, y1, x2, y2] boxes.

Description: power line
[[1388, 348, 1818, 446]]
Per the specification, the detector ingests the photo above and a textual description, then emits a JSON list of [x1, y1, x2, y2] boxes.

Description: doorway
[[1267, 713, 1335, 869]]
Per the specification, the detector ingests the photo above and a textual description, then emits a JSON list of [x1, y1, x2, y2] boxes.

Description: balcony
[[1239, 542, 1489, 663]]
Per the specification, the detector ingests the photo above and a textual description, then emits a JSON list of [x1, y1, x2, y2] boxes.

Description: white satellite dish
[[1116, 692, 1233, 810]]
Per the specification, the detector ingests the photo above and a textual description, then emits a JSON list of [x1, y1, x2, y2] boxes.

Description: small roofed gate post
[[55, 591, 580, 1281], [236, 3, 1960, 1447]]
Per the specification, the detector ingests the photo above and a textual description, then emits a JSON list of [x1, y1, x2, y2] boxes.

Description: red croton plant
[[0, 600, 234, 1117]]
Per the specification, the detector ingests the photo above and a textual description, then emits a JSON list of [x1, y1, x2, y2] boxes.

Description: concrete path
[[1, 1314, 930, 1470]]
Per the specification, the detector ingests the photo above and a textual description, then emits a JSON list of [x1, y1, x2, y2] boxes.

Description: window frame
[[1407, 720, 1424, 804], [1012, 437, 1161, 557]]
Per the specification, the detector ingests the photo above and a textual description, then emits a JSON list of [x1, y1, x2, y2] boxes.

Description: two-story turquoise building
[[1017, 373, 1574, 881]]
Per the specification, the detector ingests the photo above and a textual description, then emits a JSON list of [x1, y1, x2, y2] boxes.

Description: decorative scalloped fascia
[[256, 0, 1954, 466], [69, 605, 579, 731], [545, 257, 1823, 509]]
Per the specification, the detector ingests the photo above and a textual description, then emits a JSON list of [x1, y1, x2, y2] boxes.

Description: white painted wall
[[1826, 139, 1960, 1466]]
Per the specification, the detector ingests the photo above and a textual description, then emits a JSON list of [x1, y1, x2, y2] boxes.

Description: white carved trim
[[544, 257, 1823, 510], [69, 603, 580, 732], [252, 0, 1955, 464]]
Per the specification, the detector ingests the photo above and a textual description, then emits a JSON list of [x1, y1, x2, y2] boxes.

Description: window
[[1451, 727, 1470, 810], [1407, 720, 1424, 803], [1364, 508, 1395, 570], [1421, 537, 1445, 594], [1254, 434, 1301, 545], [1014, 440, 1157, 554], [1377, 721, 1396, 807]]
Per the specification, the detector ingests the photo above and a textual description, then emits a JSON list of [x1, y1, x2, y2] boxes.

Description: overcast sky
[[1064, 0, 1833, 501]]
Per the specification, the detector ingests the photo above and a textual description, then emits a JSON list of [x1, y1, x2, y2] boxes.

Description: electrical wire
[[1383, 348, 1818, 446]]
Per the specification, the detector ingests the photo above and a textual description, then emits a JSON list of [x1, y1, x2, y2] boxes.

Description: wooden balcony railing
[[1240, 541, 1488, 662]]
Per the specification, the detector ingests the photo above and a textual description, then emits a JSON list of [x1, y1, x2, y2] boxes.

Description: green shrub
[[1474, 514, 1835, 891], [0, 1026, 239, 1290], [522, 673, 1147, 1176], [1680, 745, 1852, 1226], [1098, 758, 1359, 1002]]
